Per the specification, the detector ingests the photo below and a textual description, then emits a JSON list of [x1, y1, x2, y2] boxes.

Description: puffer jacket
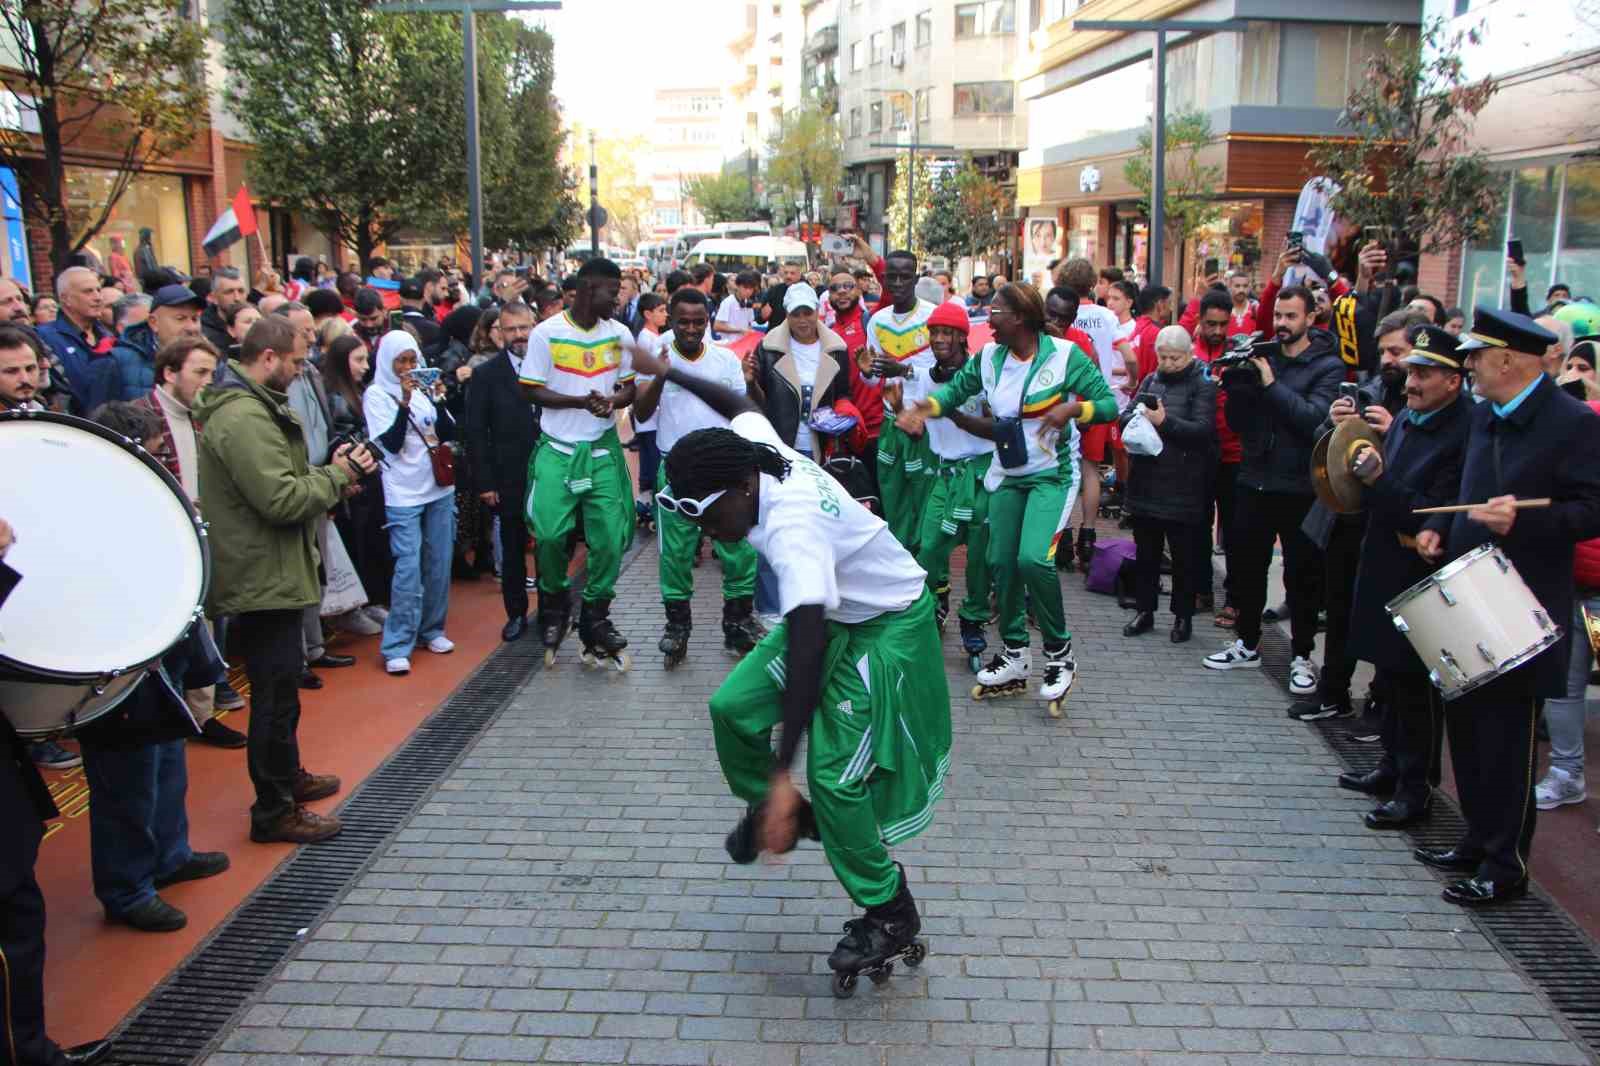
[[1223, 328, 1344, 495], [1118, 360, 1217, 525], [106, 321, 158, 401], [192, 360, 351, 616]]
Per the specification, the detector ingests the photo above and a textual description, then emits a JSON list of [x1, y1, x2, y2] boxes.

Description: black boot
[[538, 588, 571, 650], [659, 601, 692, 666], [578, 598, 628, 660], [722, 596, 766, 655], [1057, 528, 1075, 572], [1076, 527, 1097, 569], [827, 864, 922, 976]]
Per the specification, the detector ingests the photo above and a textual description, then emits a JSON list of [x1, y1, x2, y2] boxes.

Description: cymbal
[[1311, 419, 1380, 514]]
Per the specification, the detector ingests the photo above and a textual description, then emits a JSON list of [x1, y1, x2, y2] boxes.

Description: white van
[[683, 236, 810, 274]]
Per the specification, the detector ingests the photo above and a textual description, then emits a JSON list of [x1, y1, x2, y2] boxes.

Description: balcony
[[805, 24, 838, 57]]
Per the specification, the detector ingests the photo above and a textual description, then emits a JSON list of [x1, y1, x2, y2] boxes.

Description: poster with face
[[1024, 216, 1060, 291]]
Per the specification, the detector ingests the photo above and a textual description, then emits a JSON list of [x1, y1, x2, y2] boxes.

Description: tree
[[765, 104, 841, 224], [0, 0, 206, 273], [923, 157, 1011, 263], [1308, 18, 1501, 254], [1124, 109, 1225, 258], [568, 125, 654, 250], [223, 0, 466, 268], [683, 171, 756, 226], [883, 151, 933, 257]]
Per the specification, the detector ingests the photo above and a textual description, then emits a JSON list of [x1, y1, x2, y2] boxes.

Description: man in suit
[[465, 300, 541, 641], [1414, 308, 1600, 905]]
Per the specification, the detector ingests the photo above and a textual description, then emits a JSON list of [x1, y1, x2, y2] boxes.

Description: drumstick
[[1412, 497, 1552, 515]]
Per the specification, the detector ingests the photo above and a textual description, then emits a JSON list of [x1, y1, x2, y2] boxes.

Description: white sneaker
[[339, 609, 383, 637], [977, 645, 1030, 687], [1203, 639, 1260, 670], [385, 657, 411, 675], [426, 636, 455, 654], [1288, 656, 1318, 696], [1535, 766, 1587, 810]]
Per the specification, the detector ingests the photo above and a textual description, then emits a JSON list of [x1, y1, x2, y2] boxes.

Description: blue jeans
[[1546, 594, 1599, 776], [80, 739, 192, 915], [755, 553, 781, 617], [383, 495, 456, 659]]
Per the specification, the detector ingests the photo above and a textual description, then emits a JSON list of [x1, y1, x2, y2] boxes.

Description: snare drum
[[0, 411, 209, 736], [1385, 543, 1562, 700]]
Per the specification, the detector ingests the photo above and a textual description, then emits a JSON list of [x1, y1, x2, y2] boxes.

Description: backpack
[[1082, 538, 1137, 599]]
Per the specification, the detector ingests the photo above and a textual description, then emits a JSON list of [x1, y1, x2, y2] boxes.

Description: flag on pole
[[202, 186, 259, 257]]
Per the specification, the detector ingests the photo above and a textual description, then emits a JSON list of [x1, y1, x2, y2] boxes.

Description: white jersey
[[925, 375, 991, 462], [654, 340, 746, 454], [631, 328, 663, 432], [1073, 302, 1129, 399], [520, 312, 635, 443], [731, 411, 926, 624], [866, 300, 937, 406]]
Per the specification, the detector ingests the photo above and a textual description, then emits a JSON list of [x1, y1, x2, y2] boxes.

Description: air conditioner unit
[[889, 49, 905, 68]]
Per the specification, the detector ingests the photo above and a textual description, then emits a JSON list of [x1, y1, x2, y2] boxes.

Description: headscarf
[[783, 282, 819, 315], [367, 329, 437, 424]]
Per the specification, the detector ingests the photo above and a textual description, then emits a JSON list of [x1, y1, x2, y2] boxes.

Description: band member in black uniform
[[1338, 325, 1471, 830], [1, 516, 112, 1066], [1415, 308, 1600, 905]]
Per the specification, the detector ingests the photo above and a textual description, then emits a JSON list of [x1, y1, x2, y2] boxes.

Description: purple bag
[[1082, 538, 1137, 596]]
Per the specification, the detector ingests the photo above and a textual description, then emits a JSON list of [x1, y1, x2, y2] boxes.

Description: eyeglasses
[[654, 487, 727, 518]]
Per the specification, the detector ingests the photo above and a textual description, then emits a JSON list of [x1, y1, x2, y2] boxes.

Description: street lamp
[[1072, 18, 1246, 287], [865, 86, 953, 250], [374, 0, 562, 287]]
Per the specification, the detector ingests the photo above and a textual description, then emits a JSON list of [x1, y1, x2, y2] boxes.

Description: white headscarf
[[371, 329, 420, 398]]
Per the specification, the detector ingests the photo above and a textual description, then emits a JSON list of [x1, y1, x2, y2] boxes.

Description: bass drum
[[0, 410, 209, 735]]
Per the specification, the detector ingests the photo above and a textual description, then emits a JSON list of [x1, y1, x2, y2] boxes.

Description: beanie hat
[[926, 300, 970, 335]]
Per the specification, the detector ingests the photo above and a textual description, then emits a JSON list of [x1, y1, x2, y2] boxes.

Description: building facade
[[1017, 0, 1420, 294], [648, 88, 729, 234]]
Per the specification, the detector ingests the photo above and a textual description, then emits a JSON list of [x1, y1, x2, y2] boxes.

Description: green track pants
[[527, 435, 631, 602], [656, 467, 756, 602], [876, 420, 935, 555], [987, 466, 1079, 647], [915, 454, 993, 623]]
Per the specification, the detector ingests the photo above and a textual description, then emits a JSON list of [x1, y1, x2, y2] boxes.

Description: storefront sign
[[1079, 165, 1101, 194]]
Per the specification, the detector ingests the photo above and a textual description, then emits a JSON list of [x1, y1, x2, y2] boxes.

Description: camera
[[1212, 331, 1279, 389], [329, 426, 384, 471]]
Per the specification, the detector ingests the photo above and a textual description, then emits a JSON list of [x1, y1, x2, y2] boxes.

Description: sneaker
[[1287, 699, 1351, 721], [1288, 657, 1318, 696], [250, 806, 342, 844], [1202, 640, 1260, 671], [385, 657, 411, 675], [194, 717, 247, 749], [1535, 767, 1587, 810], [29, 740, 81, 771], [525, 576, 536, 590], [338, 609, 383, 637], [214, 680, 246, 711], [426, 635, 455, 654], [155, 851, 231, 888]]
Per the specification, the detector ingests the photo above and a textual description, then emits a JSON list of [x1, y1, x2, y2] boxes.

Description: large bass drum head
[[0, 413, 206, 678]]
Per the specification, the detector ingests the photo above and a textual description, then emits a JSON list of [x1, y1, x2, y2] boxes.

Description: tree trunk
[[30, 16, 74, 274], [356, 206, 375, 274]]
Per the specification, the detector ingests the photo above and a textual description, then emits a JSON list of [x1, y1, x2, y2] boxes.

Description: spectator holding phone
[[365, 330, 457, 676]]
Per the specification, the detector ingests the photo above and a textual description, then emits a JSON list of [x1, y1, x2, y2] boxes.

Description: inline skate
[[538, 588, 571, 667], [972, 644, 1029, 701], [959, 617, 987, 674], [826, 863, 926, 999], [658, 600, 691, 670], [1039, 640, 1076, 719], [577, 598, 630, 672], [722, 596, 766, 657]]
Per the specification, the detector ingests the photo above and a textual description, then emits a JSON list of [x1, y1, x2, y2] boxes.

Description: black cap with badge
[[1456, 306, 1560, 355], [1401, 324, 1463, 370], [151, 284, 204, 310]]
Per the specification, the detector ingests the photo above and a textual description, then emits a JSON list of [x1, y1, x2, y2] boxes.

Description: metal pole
[[906, 92, 916, 250], [588, 130, 600, 254], [463, 6, 484, 287], [1150, 29, 1167, 288]]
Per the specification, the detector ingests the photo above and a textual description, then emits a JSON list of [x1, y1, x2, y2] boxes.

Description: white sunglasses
[[654, 487, 727, 518]]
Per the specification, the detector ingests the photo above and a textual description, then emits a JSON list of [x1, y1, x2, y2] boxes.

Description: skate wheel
[[903, 941, 927, 967], [614, 652, 630, 673], [543, 648, 556, 667], [970, 683, 985, 700], [1048, 699, 1064, 719], [868, 963, 893, 985], [968, 655, 982, 674], [831, 971, 858, 999]]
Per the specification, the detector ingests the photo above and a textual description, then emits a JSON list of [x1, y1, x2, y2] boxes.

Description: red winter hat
[[926, 300, 970, 335]]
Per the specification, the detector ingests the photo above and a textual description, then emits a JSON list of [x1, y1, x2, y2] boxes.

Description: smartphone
[[1286, 231, 1304, 252], [1203, 257, 1220, 276], [388, 309, 406, 331], [1139, 395, 1159, 410], [821, 233, 853, 256], [1339, 382, 1361, 403], [1507, 239, 1526, 266]]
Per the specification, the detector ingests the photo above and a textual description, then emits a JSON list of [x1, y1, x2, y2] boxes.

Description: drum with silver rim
[[1385, 542, 1562, 700], [0, 410, 209, 736]]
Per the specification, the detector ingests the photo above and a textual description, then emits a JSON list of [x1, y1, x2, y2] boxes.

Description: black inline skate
[[933, 585, 950, 630], [827, 863, 926, 998], [577, 598, 630, 672], [634, 498, 655, 534], [1076, 526, 1097, 570], [721, 596, 766, 657], [659, 600, 691, 670], [959, 617, 987, 674], [538, 588, 571, 667], [724, 796, 820, 864]]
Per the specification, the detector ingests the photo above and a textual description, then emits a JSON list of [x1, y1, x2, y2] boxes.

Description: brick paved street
[[205, 540, 1596, 1065]]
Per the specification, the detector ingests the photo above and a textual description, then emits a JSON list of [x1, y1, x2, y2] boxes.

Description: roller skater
[[627, 340, 949, 1000], [658, 600, 691, 669], [577, 598, 629, 671], [519, 258, 637, 671], [959, 617, 987, 674], [630, 289, 760, 670], [898, 282, 1118, 719], [827, 862, 927, 998]]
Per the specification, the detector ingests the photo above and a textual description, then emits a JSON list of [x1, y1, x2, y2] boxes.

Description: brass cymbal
[[1323, 418, 1381, 513]]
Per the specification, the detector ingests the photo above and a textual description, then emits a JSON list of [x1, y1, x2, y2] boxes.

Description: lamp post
[[374, 0, 562, 287], [867, 87, 952, 251], [1072, 18, 1246, 287]]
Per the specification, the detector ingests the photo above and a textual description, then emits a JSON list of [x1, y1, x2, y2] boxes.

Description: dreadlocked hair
[[664, 427, 791, 502]]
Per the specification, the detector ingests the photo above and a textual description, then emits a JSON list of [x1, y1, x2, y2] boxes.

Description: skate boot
[[658, 600, 691, 669], [577, 598, 630, 672], [826, 863, 926, 998], [1076, 526, 1097, 570], [933, 585, 951, 630], [721, 596, 766, 657], [1040, 640, 1077, 719], [959, 618, 987, 674], [972, 643, 1029, 700], [634, 498, 655, 533], [1056, 527, 1075, 572], [538, 588, 572, 666], [725, 795, 821, 864]]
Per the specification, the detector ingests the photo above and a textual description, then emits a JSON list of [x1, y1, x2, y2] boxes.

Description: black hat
[[1401, 324, 1463, 369], [151, 283, 204, 310], [399, 275, 426, 300], [1456, 306, 1559, 355]]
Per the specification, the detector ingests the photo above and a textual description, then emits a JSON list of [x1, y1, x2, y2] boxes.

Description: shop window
[[1512, 165, 1561, 290], [1237, 22, 1279, 106], [891, 99, 908, 129], [869, 101, 883, 132], [66, 167, 191, 279], [954, 81, 1014, 115], [1066, 207, 1098, 262], [1558, 162, 1600, 302]]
